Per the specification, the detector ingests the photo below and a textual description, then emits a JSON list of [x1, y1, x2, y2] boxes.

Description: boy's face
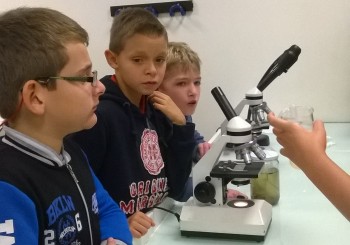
[[109, 34, 167, 105], [44, 42, 105, 135], [159, 64, 201, 116]]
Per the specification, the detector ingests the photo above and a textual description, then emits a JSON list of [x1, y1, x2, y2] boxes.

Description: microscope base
[[180, 197, 272, 242]]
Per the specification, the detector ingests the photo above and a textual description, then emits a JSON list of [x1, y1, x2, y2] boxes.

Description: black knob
[[194, 181, 216, 204]]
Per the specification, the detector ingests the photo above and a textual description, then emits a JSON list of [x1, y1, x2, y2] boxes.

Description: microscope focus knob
[[194, 181, 216, 204]]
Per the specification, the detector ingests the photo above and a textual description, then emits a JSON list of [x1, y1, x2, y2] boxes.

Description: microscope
[[235, 45, 301, 144], [180, 87, 271, 241], [179, 45, 301, 241]]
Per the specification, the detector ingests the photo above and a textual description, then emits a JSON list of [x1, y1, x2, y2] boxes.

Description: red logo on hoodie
[[140, 129, 164, 175]]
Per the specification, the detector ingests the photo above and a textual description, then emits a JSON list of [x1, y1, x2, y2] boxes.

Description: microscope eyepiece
[[257, 45, 301, 92], [211, 86, 237, 120]]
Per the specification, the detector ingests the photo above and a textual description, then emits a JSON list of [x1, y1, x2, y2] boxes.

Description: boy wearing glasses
[[72, 8, 196, 238], [0, 7, 131, 245]]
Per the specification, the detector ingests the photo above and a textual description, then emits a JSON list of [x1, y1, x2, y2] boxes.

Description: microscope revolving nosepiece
[[251, 142, 266, 160], [237, 148, 252, 164]]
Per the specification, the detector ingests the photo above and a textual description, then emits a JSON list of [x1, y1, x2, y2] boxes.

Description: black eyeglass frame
[[35, 70, 98, 87]]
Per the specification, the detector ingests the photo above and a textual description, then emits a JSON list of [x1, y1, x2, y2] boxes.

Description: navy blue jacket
[[71, 75, 196, 216], [185, 115, 205, 163]]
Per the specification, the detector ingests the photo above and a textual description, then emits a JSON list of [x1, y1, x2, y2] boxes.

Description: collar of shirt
[[2, 125, 71, 167]]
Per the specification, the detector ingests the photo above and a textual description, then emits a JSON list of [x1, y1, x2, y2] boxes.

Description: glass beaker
[[250, 152, 280, 205], [279, 105, 314, 169]]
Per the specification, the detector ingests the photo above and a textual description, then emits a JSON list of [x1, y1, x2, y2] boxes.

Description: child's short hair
[[166, 42, 201, 73], [0, 7, 88, 119], [109, 8, 168, 54]]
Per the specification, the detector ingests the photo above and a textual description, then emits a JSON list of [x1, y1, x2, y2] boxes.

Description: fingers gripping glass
[[35, 70, 98, 86]]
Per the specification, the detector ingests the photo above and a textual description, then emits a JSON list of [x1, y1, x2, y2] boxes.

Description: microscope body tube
[[211, 86, 251, 136], [257, 45, 301, 92], [211, 87, 237, 121]]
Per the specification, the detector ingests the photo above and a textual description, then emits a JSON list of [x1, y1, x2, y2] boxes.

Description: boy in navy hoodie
[[71, 8, 196, 238], [0, 7, 132, 245]]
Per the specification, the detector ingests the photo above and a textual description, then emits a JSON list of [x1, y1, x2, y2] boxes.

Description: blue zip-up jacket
[[71, 75, 196, 216], [0, 126, 132, 245]]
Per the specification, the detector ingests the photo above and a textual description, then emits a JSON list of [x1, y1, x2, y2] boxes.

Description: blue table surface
[[146, 123, 350, 245]]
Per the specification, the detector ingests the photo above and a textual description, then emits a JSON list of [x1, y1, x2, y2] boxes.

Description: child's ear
[[104, 49, 118, 69], [21, 80, 45, 115]]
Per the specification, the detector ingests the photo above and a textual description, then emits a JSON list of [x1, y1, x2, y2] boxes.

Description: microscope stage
[[180, 197, 272, 242], [210, 160, 264, 179]]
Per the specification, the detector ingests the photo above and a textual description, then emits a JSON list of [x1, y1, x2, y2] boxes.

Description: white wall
[[2, 0, 350, 139]]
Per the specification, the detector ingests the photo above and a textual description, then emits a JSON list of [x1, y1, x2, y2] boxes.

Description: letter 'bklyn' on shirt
[[0, 125, 132, 245]]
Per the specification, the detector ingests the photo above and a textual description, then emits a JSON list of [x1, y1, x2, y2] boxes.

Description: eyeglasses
[[35, 70, 98, 87]]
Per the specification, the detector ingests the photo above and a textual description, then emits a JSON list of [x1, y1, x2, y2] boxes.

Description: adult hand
[[267, 113, 327, 168]]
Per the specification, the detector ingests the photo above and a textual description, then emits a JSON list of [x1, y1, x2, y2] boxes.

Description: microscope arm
[[235, 98, 249, 115], [192, 134, 231, 206]]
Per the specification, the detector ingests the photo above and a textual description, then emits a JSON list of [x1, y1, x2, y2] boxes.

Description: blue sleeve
[[187, 114, 205, 143], [194, 130, 205, 144], [192, 130, 205, 163], [91, 170, 132, 245], [165, 122, 196, 199], [0, 181, 38, 244], [185, 115, 205, 163]]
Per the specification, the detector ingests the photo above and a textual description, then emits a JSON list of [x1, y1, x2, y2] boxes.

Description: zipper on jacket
[[66, 162, 94, 244]]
